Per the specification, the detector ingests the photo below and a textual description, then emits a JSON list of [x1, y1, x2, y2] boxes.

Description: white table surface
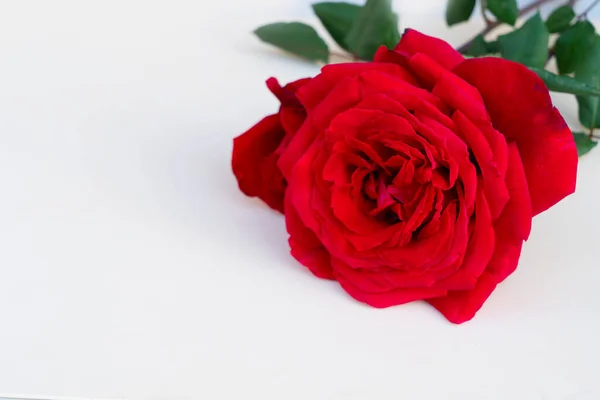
[[1, 1, 599, 399]]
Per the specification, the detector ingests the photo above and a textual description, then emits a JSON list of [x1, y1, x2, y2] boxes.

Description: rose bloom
[[232, 77, 309, 212], [232, 29, 578, 323]]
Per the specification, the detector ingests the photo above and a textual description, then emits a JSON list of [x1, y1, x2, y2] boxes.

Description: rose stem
[[456, 0, 566, 54], [328, 51, 356, 61], [579, 0, 600, 17], [481, 0, 493, 26]]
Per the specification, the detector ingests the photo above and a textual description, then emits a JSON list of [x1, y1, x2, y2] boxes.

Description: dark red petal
[[285, 193, 334, 280], [232, 114, 286, 212], [376, 201, 466, 270], [332, 257, 442, 292], [432, 74, 489, 123], [433, 186, 495, 291], [266, 77, 311, 108], [296, 63, 417, 111], [453, 111, 510, 220], [417, 115, 477, 210], [394, 29, 464, 70], [278, 119, 319, 181], [494, 143, 533, 243], [453, 57, 578, 216], [487, 240, 523, 283], [284, 77, 312, 93], [427, 271, 498, 324], [279, 107, 306, 139], [426, 144, 532, 323], [333, 259, 447, 308], [373, 45, 410, 67], [408, 53, 484, 106], [330, 186, 386, 235]]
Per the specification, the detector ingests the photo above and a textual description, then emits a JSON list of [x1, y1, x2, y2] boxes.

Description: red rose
[[232, 77, 310, 212], [233, 30, 578, 323]]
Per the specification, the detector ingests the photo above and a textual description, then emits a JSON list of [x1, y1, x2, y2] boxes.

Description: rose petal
[[333, 258, 447, 308], [266, 77, 310, 108], [232, 114, 286, 212], [433, 186, 495, 291], [453, 110, 510, 220], [427, 145, 531, 322], [494, 143, 532, 243], [285, 192, 334, 279], [487, 241, 523, 283], [432, 74, 489, 123], [297, 63, 417, 111], [394, 29, 464, 70], [408, 53, 484, 106], [427, 271, 498, 324], [278, 119, 320, 181], [453, 57, 578, 215]]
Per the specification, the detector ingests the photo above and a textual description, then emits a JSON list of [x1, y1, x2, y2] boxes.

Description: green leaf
[[545, 5, 575, 33], [554, 20, 597, 75], [487, 0, 519, 25], [465, 35, 490, 56], [485, 40, 501, 53], [254, 22, 329, 63], [497, 13, 549, 68], [464, 35, 501, 56], [446, 0, 476, 26], [345, 0, 401, 61], [575, 35, 600, 129], [312, 2, 361, 51], [573, 132, 598, 156], [529, 67, 600, 96]]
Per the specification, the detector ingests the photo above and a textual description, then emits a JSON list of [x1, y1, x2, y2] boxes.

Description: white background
[[0, 1, 599, 399]]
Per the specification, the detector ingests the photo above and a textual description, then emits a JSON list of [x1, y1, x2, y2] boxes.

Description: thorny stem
[[456, 0, 563, 53]]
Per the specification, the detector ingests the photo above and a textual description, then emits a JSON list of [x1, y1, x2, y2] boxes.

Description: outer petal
[[333, 259, 447, 308], [296, 63, 417, 111], [269, 77, 310, 144], [267, 77, 309, 108], [426, 143, 532, 323], [453, 111, 510, 220], [433, 187, 495, 291], [232, 114, 286, 212], [494, 143, 533, 244], [427, 271, 498, 324], [453, 57, 578, 215], [285, 192, 334, 280], [394, 29, 464, 70]]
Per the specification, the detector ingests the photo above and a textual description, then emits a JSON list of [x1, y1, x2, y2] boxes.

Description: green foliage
[[545, 5, 575, 33], [465, 35, 490, 56], [465, 35, 500, 56], [312, 2, 361, 51], [487, 0, 519, 26], [573, 132, 598, 156], [529, 67, 600, 96], [251, 0, 600, 156], [345, 0, 401, 61], [446, 0, 476, 26], [554, 21, 597, 75], [497, 13, 549, 68], [575, 35, 600, 129], [254, 22, 329, 62]]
